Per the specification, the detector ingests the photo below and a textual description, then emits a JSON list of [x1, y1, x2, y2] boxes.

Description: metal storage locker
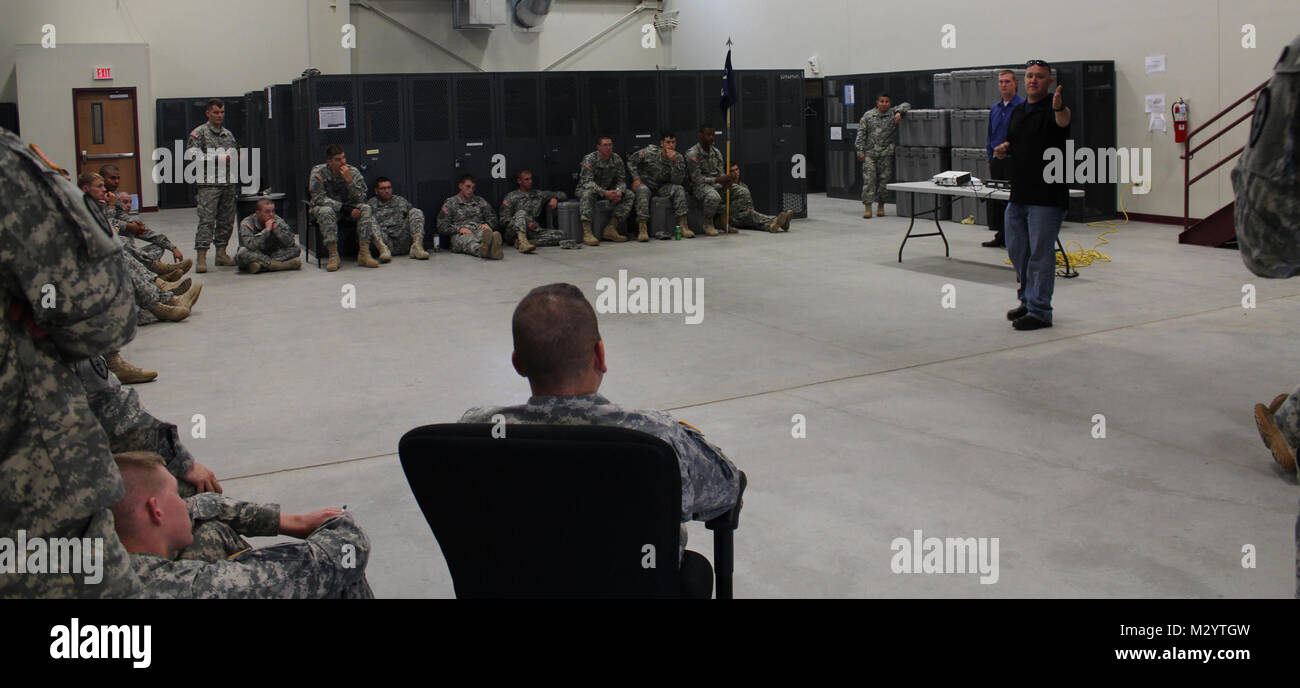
[[583, 72, 626, 155], [451, 74, 498, 208], [663, 71, 700, 148], [774, 70, 807, 219], [406, 75, 454, 252], [540, 73, 583, 196], [154, 98, 192, 208], [356, 74, 409, 208], [497, 73, 542, 203], [625, 73, 659, 156]]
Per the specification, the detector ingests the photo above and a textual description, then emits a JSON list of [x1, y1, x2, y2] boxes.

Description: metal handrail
[[1182, 80, 1268, 230]]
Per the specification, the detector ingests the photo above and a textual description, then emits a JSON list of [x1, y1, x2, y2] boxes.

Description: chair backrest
[[399, 423, 685, 598]]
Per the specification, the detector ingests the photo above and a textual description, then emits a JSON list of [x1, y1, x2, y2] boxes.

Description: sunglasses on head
[[1026, 59, 1051, 69]]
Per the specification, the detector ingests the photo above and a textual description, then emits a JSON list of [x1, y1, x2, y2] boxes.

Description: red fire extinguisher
[[1172, 99, 1188, 143]]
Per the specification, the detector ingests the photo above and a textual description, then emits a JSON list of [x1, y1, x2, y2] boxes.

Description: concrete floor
[[125, 194, 1298, 598]]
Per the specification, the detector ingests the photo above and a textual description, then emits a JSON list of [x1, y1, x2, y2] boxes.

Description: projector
[[932, 170, 972, 186]]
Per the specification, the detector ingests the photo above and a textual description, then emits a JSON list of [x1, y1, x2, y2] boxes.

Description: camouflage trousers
[[578, 190, 634, 223], [236, 244, 300, 272], [695, 183, 726, 220], [450, 226, 495, 256], [194, 185, 236, 249], [731, 208, 778, 230], [1274, 389, 1300, 453], [501, 212, 566, 247], [378, 209, 426, 256], [0, 509, 141, 598], [179, 521, 252, 562], [634, 183, 688, 220], [312, 204, 379, 246], [122, 252, 169, 311], [861, 153, 893, 204], [124, 236, 165, 263]]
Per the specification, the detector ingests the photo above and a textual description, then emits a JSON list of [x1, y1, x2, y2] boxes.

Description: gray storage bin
[[952, 69, 1000, 109], [555, 200, 581, 242], [950, 147, 990, 182], [932, 73, 956, 109], [650, 195, 674, 237], [898, 109, 951, 148], [897, 146, 951, 182], [950, 109, 989, 149]]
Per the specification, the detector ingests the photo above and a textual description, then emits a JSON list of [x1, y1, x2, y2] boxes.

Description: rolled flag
[[720, 47, 737, 118]]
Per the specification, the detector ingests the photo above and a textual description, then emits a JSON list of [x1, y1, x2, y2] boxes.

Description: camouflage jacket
[[437, 194, 497, 236], [308, 163, 367, 212], [729, 181, 756, 213], [577, 150, 628, 196], [500, 188, 567, 223], [238, 213, 297, 254], [186, 493, 280, 538], [0, 126, 140, 598], [627, 145, 686, 189], [855, 102, 912, 156], [366, 194, 416, 231], [185, 122, 239, 186], [461, 393, 740, 522], [102, 196, 175, 252], [686, 142, 726, 190]]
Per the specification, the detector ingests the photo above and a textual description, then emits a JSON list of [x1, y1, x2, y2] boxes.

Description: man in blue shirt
[[983, 69, 1025, 249]]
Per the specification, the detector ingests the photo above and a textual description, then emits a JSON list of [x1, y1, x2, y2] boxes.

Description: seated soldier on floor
[[367, 176, 430, 260], [499, 168, 568, 254], [461, 283, 742, 554], [726, 164, 793, 232], [437, 174, 503, 260], [111, 452, 374, 598], [236, 198, 302, 273], [98, 164, 192, 275], [309, 144, 389, 271]]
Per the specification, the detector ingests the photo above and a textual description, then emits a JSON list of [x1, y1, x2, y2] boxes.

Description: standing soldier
[[308, 145, 389, 271], [725, 164, 793, 232], [366, 177, 429, 260], [686, 123, 738, 234], [236, 198, 302, 273], [628, 131, 694, 241], [499, 169, 568, 254], [855, 93, 910, 218], [576, 136, 633, 246], [437, 174, 504, 260], [187, 99, 239, 273]]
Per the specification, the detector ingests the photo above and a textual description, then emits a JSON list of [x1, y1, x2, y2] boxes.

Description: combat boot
[[268, 257, 302, 271], [602, 219, 627, 242], [516, 233, 536, 254], [768, 215, 782, 232], [637, 221, 649, 242], [487, 231, 504, 260], [173, 282, 203, 310], [158, 267, 184, 282], [214, 245, 234, 266], [863, 203, 873, 218], [158, 276, 191, 295], [374, 236, 392, 263], [325, 242, 341, 272], [246, 263, 263, 274], [581, 221, 600, 246], [678, 215, 696, 238], [151, 258, 193, 275], [357, 240, 379, 268], [780, 210, 793, 231], [703, 221, 720, 237], [148, 302, 190, 322], [196, 248, 208, 273], [105, 352, 156, 384], [876, 202, 886, 217], [409, 233, 429, 260]]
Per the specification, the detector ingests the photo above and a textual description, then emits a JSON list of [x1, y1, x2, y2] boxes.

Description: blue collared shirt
[[987, 93, 1026, 159]]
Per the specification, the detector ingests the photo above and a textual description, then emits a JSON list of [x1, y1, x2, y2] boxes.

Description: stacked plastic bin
[[945, 69, 999, 225], [895, 109, 952, 220]]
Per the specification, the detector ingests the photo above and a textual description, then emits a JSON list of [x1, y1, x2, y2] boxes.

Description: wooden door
[[73, 88, 141, 206]]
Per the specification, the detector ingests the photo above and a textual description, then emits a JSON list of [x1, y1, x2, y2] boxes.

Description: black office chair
[[399, 423, 746, 599], [302, 197, 361, 269]]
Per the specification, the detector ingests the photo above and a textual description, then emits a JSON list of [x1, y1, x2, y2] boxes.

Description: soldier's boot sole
[[214, 245, 234, 266], [637, 221, 649, 242], [269, 258, 302, 271], [105, 353, 157, 384], [155, 258, 194, 275], [196, 248, 208, 273], [1255, 396, 1297, 473], [173, 258, 194, 274], [489, 231, 504, 260], [161, 277, 192, 295], [357, 241, 379, 268], [245, 263, 262, 274], [325, 243, 341, 272], [148, 302, 190, 322], [374, 237, 393, 263], [149, 260, 172, 275], [159, 267, 184, 282], [780, 210, 793, 231], [174, 282, 203, 310], [581, 221, 600, 246], [768, 216, 782, 232], [409, 234, 430, 259]]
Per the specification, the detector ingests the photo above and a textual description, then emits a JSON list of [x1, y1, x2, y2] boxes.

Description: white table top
[[886, 180, 1086, 201]]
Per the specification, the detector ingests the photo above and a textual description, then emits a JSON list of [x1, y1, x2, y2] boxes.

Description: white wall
[[667, 0, 1299, 220]]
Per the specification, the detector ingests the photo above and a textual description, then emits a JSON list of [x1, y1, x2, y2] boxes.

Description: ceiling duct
[[513, 0, 552, 29]]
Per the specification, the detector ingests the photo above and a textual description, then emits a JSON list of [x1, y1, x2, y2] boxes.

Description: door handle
[[82, 151, 135, 161]]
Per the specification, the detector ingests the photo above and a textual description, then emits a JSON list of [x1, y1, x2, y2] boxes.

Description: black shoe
[[1012, 314, 1052, 330], [982, 239, 1006, 248], [1006, 305, 1028, 321]]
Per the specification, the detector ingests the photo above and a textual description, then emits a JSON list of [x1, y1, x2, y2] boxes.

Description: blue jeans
[[1004, 203, 1064, 323]]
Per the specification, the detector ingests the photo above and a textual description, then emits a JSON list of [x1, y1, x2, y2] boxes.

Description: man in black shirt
[[993, 60, 1071, 330]]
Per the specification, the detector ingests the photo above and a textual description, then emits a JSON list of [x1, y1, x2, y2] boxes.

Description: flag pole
[[724, 37, 733, 234]]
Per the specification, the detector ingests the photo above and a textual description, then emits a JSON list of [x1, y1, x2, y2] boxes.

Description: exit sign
[[93, 66, 112, 80]]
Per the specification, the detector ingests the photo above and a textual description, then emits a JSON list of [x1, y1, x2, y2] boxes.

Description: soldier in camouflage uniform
[[628, 131, 695, 240], [367, 176, 429, 260], [236, 198, 301, 273], [576, 136, 634, 246], [437, 174, 504, 260], [686, 123, 738, 236], [308, 145, 389, 271], [0, 126, 142, 598], [99, 164, 189, 273], [175, 492, 344, 564], [187, 99, 239, 272], [726, 164, 793, 232], [461, 284, 741, 553], [499, 168, 568, 254], [1233, 34, 1300, 597], [855, 93, 911, 218], [110, 453, 373, 598]]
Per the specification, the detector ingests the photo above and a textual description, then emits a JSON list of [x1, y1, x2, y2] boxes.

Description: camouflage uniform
[[577, 150, 634, 222], [1231, 34, 1300, 596], [131, 513, 373, 599], [103, 198, 175, 263], [461, 393, 741, 530], [119, 244, 173, 327], [308, 163, 379, 246], [855, 101, 911, 204], [686, 142, 727, 220], [235, 212, 299, 272], [728, 181, 778, 230], [500, 188, 568, 246], [186, 122, 239, 251], [437, 193, 498, 256], [366, 194, 426, 255], [627, 144, 689, 221], [0, 126, 141, 598], [177, 493, 279, 562]]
